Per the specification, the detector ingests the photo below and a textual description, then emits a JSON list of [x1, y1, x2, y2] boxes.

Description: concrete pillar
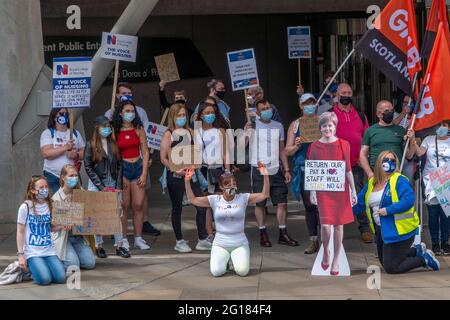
[[2, 0, 159, 222]]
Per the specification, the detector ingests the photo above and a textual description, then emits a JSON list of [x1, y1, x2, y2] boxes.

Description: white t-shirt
[[207, 193, 250, 248], [17, 201, 56, 260], [195, 127, 223, 167], [421, 135, 450, 177], [104, 105, 149, 124], [40, 128, 86, 177], [368, 189, 384, 226], [250, 118, 284, 170]]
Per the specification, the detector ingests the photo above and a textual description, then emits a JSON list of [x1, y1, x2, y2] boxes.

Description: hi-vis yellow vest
[[364, 172, 419, 235]]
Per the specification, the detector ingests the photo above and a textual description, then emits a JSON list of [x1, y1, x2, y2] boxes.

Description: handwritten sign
[[72, 190, 121, 235], [429, 163, 450, 217], [169, 144, 202, 172], [52, 201, 84, 226], [154, 53, 180, 83], [304, 160, 346, 191], [144, 121, 167, 150], [298, 116, 320, 142]]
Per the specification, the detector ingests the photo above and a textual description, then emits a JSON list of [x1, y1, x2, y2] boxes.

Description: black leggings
[[167, 173, 207, 241], [301, 176, 319, 237], [374, 225, 425, 274]]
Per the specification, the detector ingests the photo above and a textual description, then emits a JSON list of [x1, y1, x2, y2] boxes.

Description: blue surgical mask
[[203, 114, 216, 124], [403, 102, 415, 113], [303, 105, 317, 116], [119, 95, 133, 102], [260, 110, 273, 121], [36, 188, 49, 200], [122, 112, 135, 122], [175, 117, 187, 127], [99, 127, 112, 138], [436, 126, 449, 138], [382, 159, 396, 173], [66, 177, 79, 189], [329, 83, 338, 94]]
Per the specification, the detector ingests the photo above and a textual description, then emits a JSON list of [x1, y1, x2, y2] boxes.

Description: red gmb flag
[[421, 0, 449, 59], [356, 0, 422, 94], [414, 23, 450, 131]]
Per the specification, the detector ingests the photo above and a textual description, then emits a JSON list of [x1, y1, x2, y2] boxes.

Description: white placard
[[100, 32, 138, 62], [288, 26, 311, 59], [429, 162, 450, 217], [52, 57, 92, 108], [144, 121, 168, 150], [226, 48, 259, 91], [304, 160, 346, 192]]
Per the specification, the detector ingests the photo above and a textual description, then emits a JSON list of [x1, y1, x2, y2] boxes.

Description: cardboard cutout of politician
[[305, 112, 357, 276]]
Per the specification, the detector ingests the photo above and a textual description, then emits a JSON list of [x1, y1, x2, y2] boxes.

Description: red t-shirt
[[332, 104, 368, 167]]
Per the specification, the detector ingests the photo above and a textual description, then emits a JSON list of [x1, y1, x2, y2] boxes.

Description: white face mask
[[224, 187, 237, 196]]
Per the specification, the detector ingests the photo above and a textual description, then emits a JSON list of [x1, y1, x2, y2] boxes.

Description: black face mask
[[175, 99, 186, 105], [382, 110, 395, 124], [216, 90, 226, 100], [339, 96, 352, 106]]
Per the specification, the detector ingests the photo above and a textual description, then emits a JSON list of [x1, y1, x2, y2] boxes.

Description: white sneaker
[[134, 237, 150, 250], [196, 239, 212, 251], [122, 238, 130, 250], [174, 240, 192, 253]]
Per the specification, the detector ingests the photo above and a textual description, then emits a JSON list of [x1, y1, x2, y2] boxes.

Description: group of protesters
[[13, 72, 448, 285]]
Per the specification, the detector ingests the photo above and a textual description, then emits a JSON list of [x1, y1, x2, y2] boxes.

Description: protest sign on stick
[[287, 26, 311, 86]]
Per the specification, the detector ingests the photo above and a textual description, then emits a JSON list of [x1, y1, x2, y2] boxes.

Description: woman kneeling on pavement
[[184, 163, 270, 277], [51, 164, 96, 270], [353, 151, 440, 273], [17, 176, 66, 286]]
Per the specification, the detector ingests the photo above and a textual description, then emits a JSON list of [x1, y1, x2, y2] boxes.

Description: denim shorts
[[122, 158, 143, 182]]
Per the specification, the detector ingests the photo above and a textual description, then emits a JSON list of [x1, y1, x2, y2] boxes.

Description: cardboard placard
[[52, 201, 85, 226], [304, 160, 346, 192], [299, 116, 321, 142], [52, 57, 92, 108], [154, 53, 180, 83], [168, 144, 202, 172], [72, 190, 121, 235]]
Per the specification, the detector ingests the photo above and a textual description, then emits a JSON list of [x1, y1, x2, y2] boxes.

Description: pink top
[[307, 139, 354, 225], [332, 104, 368, 167]]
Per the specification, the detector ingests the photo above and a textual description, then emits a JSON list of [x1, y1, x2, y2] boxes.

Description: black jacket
[[84, 140, 122, 191]]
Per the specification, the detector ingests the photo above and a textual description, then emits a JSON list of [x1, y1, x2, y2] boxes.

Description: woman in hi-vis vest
[[353, 151, 440, 273]]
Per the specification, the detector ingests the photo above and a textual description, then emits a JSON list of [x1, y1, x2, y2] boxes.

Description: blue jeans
[[64, 235, 96, 270], [427, 204, 450, 244], [27, 255, 66, 286], [43, 170, 60, 194], [122, 159, 143, 182]]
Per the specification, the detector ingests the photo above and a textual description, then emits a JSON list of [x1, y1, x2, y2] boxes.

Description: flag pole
[[399, 72, 422, 172], [315, 48, 355, 106]]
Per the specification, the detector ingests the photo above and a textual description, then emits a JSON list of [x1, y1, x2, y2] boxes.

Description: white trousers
[[210, 244, 250, 277]]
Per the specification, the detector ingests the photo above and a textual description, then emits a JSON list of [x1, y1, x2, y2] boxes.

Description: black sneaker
[[116, 247, 131, 258], [142, 222, 161, 236], [441, 243, 450, 256], [96, 247, 107, 258], [432, 243, 442, 256]]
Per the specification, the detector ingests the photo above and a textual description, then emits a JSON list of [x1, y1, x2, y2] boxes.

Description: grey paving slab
[[180, 287, 258, 300]]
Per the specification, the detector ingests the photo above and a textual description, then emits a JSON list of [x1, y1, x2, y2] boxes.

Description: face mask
[[175, 99, 186, 105], [329, 83, 338, 94], [436, 126, 449, 137], [247, 95, 255, 105], [339, 96, 352, 106], [56, 113, 69, 125], [216, 90, 226, 100], [99, 127, 112, 138], [36, 188, 49, 200], [122, 112, 135, 122], [175, 117, 187, 128], [224, 187, 237, 196], [203, 114, 216, 124], [260, 110, 273, 121], [119, 95, 133, 102], [303, 105, 317, 116], [66, 177, 79, 189], [382, 159, 396, 173], [382, 110, 395, 124]]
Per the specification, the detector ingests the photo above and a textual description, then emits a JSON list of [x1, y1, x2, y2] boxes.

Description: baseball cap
[[299, 93, 317, 104], [94, 115, 110, 126]]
